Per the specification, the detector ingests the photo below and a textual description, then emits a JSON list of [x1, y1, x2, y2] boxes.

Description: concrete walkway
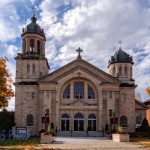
[[38, 137, 149, 150]]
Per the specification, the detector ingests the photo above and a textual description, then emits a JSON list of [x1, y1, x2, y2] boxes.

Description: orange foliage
[[146, 87, 150, 97], [0, 57, 14, 108]]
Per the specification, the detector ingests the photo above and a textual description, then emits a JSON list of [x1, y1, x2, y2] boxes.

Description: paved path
[[38, 137, 149, 150]]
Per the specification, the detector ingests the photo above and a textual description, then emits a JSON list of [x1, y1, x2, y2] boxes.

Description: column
[[34, 38, 37, 53], [84, 109, 88, 131], [70, 82, 73, 99], [84, 81, 88, 99]]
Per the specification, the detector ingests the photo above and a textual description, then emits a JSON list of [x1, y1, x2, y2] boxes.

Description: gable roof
[[39, 58, 121, 85], [135, 99, 148, 110], [144, 99, 150, 105]]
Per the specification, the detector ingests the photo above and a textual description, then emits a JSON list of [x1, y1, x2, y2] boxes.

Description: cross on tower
[[32, 6, 36, 14], [76, 47, 83, 59], [118, 40, 122, 50]]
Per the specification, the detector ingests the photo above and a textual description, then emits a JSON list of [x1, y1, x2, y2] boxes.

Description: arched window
[[88, 114, 96, 131], [130, 67, 132, 78], [30, 39, 34, 53], [119, 66, 122, 76], [74, 82, 84, 99], [32, 64, 35, 74], [136, 113, 142, 124], [61, 114, 69, 131], [113, 67, 115, 76], [27, 64, 30, 74], [27, 114, 34, 126], [120, 115, 128, 127], [74, 113, 84, 119], [88, 85, 95, 99], [63, 84, 70, 99], [37, 41, 40, 54], [124, 66, 128, 77], [74, 113, 84, 131]]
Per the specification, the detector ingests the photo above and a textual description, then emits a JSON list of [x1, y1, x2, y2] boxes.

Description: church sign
[[42, 117, 49, 123]]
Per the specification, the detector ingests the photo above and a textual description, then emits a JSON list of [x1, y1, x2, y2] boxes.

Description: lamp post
[[44, 111, 47, 130], [112, 111, 116, 131]]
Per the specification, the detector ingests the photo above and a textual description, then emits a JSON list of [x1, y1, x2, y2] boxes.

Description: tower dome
[[108, 47, 133, 67], [22, 14, 45, 39]]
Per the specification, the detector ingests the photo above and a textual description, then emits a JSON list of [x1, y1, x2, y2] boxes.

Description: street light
[[44, 111, 47, 130]]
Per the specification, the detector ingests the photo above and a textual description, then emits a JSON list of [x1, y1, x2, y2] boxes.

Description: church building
[[14, 14, 137, 136]]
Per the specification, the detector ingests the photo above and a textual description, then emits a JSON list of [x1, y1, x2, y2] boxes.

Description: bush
[[140, 118, 149, 132]]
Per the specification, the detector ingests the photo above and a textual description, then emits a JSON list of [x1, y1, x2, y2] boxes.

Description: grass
[[130, 137, 150, 148], [0, 137, 40, 149], [0, 137, 58, 150]]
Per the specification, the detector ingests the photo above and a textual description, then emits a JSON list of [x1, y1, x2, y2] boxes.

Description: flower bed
[[112, 133, 130, 142]]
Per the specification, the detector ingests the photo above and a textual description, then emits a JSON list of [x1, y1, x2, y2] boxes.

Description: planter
[[112, 134, 130, 142], [40, 133, 53, 144]]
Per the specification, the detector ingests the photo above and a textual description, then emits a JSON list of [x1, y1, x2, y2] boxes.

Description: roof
[[108, 47, 134, 67], [21, 14, 46, 39], [39, 57, 121, 85], [144, 99, 150, 105], [135, 99, 148, 110]]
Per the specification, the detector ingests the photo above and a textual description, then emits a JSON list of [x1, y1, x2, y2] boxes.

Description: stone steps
[[56, 131, 103, 137]]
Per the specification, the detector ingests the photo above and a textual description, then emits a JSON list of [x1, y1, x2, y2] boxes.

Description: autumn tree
[[0, 57, 14, 108]]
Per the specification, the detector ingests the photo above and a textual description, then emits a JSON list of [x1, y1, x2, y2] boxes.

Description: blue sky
[[0, 0, 150, 110]]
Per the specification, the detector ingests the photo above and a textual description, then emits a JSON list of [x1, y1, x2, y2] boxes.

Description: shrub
[[140, 118, 149, 132]]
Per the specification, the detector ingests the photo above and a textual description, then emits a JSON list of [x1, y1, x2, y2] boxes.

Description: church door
[[74, 113, 84, 131], [61, 114, 70, 131]]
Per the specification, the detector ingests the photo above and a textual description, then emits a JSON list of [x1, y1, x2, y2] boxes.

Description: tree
[[146, 87, 150, 96], [140, 118, 149, 132], [0, 57, 14, 108], [0, 109, 15, 132]]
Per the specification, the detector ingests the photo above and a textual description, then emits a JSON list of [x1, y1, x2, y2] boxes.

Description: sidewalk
[[37, 137, 149, 150]]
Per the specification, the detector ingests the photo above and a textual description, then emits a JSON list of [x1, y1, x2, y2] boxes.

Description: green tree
[[0, 109, 15, 132], [140, 118, 149, 132], [0, 57, 14, 108]]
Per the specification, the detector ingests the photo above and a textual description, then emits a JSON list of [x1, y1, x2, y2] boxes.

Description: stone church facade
[[14, 14, 137, 136]]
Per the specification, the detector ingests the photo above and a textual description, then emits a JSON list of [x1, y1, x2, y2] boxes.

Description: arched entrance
[[61, 114, 70, 131], [74, 113, 84, 131], [88, 114, 96, 131]]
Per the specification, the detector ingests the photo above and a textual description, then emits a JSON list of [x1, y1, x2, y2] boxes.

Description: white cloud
[[39, 0, 150, 100], [0, 4, 21, 42]]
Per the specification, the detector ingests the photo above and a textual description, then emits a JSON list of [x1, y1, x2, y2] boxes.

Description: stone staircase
[[56, 131, 103, 137]]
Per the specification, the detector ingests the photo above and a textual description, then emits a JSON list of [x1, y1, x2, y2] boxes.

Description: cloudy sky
[[0, 0, 150, 110]]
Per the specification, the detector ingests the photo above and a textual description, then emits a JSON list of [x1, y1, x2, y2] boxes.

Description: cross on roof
[[32, 6, 36, 14], [76, 47, 83, 59], [118, 40, 122, 50]]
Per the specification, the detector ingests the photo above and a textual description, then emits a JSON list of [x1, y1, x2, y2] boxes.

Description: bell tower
[[14, 13, 50, 134], [15, 14, 50, 82], [107, 45, 134, 82]]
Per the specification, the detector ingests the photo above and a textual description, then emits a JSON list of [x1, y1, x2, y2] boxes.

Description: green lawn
[[0, 137, 40, 149]]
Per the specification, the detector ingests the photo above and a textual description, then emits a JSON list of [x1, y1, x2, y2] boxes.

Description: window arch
[[27, 114, 34, 126], [37, 40, 40, 54], [27, 64, 30, 74], [74, 113, 84, 119], [61, 114, 69, 119], [88, 114, 96, 131], [124, 66, 128, 77], [61, 113, 69, 131], [30, 39, 34, 53], [32, 64, 35, 74], [120, 115, 128, 127], [88, 85, 95, 99], [119, 66, 122, 76], [63, 84, 70, 98], [136, 113, 142, 124], [74, 82, 84, 99]]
